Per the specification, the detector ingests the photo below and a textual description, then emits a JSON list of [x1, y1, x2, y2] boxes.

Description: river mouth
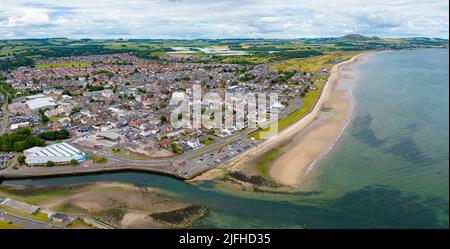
[[1, 170, 448, 228]]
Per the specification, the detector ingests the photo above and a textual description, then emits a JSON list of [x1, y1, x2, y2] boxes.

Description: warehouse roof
[[26, 96, 56, 111], [25, 142, 86, 165]]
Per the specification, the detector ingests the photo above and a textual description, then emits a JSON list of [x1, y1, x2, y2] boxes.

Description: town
[[0, 51, 324, 179]]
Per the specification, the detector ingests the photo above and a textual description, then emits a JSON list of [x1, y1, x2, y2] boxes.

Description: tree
[[62, 89, 71, 96], [70, 159, 79, 166], [46, 161, 55, 167], [160, 115, 167, 123], [17, 155, 26, 164], [175, 147, 184, 154], [0, 128, 44, 152], [38, 129, 70, 141], [71, 106, 81, 115], [39, 109, 49, 123]]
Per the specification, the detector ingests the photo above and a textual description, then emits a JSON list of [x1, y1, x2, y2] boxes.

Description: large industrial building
[[24, 142, 87, 166], [26, 95, 57, 112]]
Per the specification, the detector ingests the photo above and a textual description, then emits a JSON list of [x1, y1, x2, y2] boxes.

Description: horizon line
[[1, 35, 449, 41]]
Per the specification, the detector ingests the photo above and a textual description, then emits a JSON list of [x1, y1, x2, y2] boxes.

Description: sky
[[0, 0, 448, 39]]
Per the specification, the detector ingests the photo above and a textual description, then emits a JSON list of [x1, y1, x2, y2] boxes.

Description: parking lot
[[177, 138, 257, 177]]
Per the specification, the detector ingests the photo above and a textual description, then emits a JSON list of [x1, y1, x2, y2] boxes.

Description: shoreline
[[201, 51, 376, 187], [270, 51, 375, 187], [304, 85, 356, 176], [1, 52, 375, 187]]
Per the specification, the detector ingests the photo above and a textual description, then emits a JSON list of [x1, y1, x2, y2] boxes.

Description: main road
[[0, 210, 59, 229], [0, 90, 9, 135]]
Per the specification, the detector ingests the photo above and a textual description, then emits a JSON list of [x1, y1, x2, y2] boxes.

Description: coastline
[[0, 52, 375, 187], [270, 51, 375, 187], [202, 51, 376, 187]]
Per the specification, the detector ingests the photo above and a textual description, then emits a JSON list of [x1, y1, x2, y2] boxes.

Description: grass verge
[[255, 148, 281, 178], [249, 81, 323, 140]]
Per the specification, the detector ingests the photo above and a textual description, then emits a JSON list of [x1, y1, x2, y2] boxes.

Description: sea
[[2, 49, 448, 228]]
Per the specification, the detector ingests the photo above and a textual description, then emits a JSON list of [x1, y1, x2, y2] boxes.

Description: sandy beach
[[269, 52, 373, 186], [197, 52, 376, 187]]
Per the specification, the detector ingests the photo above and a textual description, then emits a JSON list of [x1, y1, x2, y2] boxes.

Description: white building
[[26, 96, 56, 112], [186, 138, 203, 150], [270, 102, 286, 113], [25, 142, 87, 166], [10, 121, 30, 131], [171, 92, 187, 103]]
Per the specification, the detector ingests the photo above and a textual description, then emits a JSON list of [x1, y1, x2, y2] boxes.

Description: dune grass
[[255, 148, 281, 178]]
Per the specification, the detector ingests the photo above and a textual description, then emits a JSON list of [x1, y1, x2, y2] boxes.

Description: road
[[0, 93, 268, 180], [0, 90, 9, 135], [0, 130, 261, 180], [0, 210, 59, 229]]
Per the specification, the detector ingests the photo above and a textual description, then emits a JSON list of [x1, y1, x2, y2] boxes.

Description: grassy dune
[[255, 148, 281, 178]]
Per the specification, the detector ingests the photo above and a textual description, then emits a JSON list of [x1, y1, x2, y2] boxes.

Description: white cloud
[[0, 0, 448, 39], [5, 9, 52, 27]]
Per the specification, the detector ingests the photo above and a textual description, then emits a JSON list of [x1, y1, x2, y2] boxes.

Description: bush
[[70, 159, 79, 166], [46, 161, 55, 167], [17, 155, 26, 164], [70, 107, 81, 115]]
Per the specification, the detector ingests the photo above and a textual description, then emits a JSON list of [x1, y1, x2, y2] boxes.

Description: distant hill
[[339, 34, 381, 40]]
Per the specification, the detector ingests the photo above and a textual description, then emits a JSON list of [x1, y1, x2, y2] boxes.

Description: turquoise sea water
[[2, 49, 448, 228]]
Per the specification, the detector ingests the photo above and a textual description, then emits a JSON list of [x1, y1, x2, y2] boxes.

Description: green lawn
[[111, 150, 151, 160], [90, 154, 108, 163], [36, 62, 89, 68], [0, 220, 23, 229], [201, 138, 215, 146], [255, 148, 281, 178], [249, 81, 324, 140]]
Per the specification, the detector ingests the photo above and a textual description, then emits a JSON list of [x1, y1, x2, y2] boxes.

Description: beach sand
[[193, 52, 374, 187], [269, 53, 371, 186]]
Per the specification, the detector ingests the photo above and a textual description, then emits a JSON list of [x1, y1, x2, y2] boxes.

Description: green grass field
[[36, 62, 89, 68], [90, 154, 108, 163], [271, 51, 358, 72]]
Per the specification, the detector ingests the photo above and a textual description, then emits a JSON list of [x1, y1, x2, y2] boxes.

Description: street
[[0, 210, 59, 229]]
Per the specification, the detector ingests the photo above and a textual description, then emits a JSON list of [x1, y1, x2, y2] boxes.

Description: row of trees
[[0, 128, 45, 152], [37, 129, 70, 141]]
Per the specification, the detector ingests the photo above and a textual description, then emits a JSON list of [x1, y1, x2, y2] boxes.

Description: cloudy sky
[[0, 0, 448, 39]]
